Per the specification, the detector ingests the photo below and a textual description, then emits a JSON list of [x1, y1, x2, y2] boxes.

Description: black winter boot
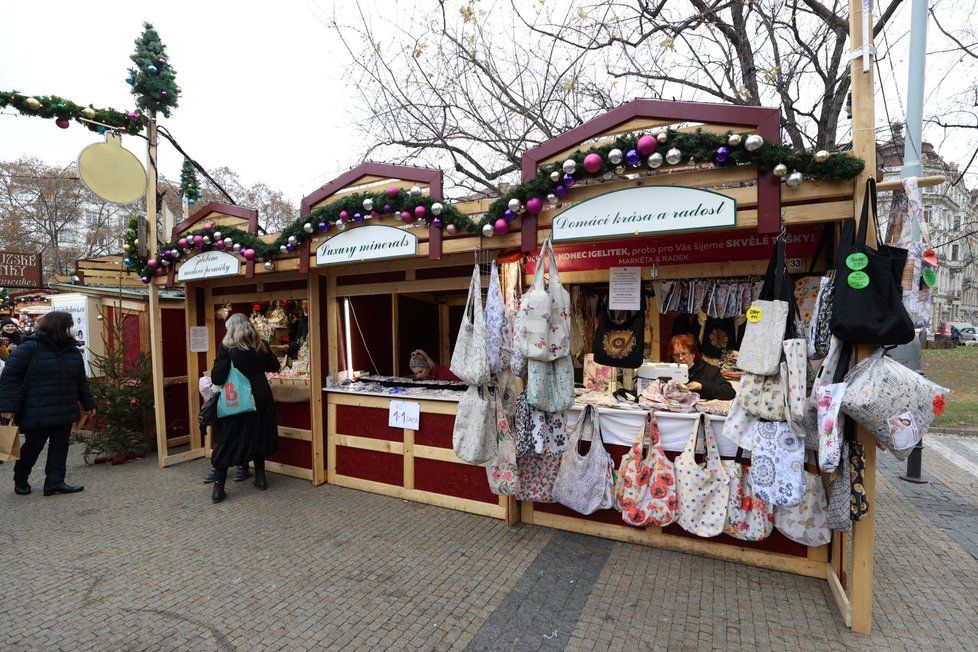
[[253, 457, 268, 490], [211, 467, 228, 503]]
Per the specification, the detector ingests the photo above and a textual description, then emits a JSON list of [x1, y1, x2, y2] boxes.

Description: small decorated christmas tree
[[127, 22, 180, 118], [180, 158, 202, 205]]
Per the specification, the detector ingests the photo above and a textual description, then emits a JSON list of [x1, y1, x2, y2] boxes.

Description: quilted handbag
[[825, 441, 852, 534], [782, 339, 807, 422], [519, 237, 571, 361], [720, 392, 761, 450], [486, 393, 519, 496], [515, 453, 561, 503], [552, 405, 615, 515], [749, 420, 805, 507], [485, 260, 509, 375], [617, 412, 679, 527], [526, 356, 575, 413], [675, 413, 730, 537], [452, 385, 497, 464], [592, 295, 645, 368], [450, 265, 491, 385], [774, 466, 831, 547], [739, 239, 793, 375], [722, 452, 774, 542], [840, 349, 949, 460], [816, 383, 847, 473]]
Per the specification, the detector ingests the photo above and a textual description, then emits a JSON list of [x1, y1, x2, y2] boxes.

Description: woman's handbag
[[675, 413, 730, 537], [198, 392, 220, 428], [722, 451, 775, 542], [617, 412, 679, 527], [840, 348, 949, 460], [739, 239, 794, 375], [451, 265, 491, 385], [774, 464, 832, 547], [485, 260, 510, 375], [750, 420, 805, 507], [739, 367, 786, 422], [486, 393, 519, 496], [721, 392, 761, 450], [519, 237, 571, 361], [830, 178, 915, 345], [592, 295, 645, 368], [217, 361, 257, 418], [515, 453, 561, 503], [552, 405, 615, 515], [452, 385, 497, 464], [526, 356, 575, 413]]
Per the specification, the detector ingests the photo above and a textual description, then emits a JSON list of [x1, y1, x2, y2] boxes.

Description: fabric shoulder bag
[[774, 460, 831, 547], [525, 356, 575, 413], [519, 238, 571, 361], [486, 392, 519, 496], [552, 405, 615, 515], [722, 448, 774, 542], [592, 295, 645, 368], [450, 265, 491, 385], [675, 413, 730, 537], [618, 412, 679, 528], [738, 238, 794, 375], [452, 385, 497, 464], [217, 360, 257, 418]]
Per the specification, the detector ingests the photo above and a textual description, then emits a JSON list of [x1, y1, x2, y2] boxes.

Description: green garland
[[0, 90, 148, 134]]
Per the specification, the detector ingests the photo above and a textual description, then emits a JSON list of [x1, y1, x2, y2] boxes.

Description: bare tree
[[204, 167, 298, 234], [326, 0, 908, 194]]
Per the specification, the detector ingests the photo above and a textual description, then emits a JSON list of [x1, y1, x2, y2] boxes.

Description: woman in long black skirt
[[208, 313, 279, 503]]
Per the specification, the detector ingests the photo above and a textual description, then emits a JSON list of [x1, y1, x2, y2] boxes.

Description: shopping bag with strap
[[675, 413, 730, 537], [519, 237, 571, 361], [739, 239, 794, 375], [0, 418, 20, 461], [515, 452, 561, 503], [217, 361, 257, 418], [552, 405, 615, 515], [486, 393, 519, 496], [450, 265, 491, 385], [774, 461, 831, 547], [722, 449, 774, 542], [749, 420, 805, 507], [452, 385, 497, 464], [617, 412, 679, 527]]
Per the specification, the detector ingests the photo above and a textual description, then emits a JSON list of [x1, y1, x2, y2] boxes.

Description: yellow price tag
[[746, 307, 764, 323]]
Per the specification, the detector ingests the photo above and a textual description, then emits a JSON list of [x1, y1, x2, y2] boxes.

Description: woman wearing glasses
[[668, 334, 735, 401]]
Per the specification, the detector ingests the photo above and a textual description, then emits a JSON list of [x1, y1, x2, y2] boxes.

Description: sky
[[0, 1, 367, 204]]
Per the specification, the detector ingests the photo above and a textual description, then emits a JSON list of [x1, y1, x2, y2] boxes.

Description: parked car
[[958, 327, 977, 343], [938, 321, 976, 344]]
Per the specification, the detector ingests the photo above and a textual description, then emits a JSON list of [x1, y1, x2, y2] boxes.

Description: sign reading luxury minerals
[[316, 225, 418, 266], [551, 186, 737, 242]]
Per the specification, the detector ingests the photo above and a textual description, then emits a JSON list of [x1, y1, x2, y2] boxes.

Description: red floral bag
[[615, 412, 678, 527]]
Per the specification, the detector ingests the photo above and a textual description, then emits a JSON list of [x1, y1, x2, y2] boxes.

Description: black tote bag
[[592, 295, 645, 368], [830, 178, 915, 345]]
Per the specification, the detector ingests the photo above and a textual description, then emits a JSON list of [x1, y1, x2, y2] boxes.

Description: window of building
[[953, 215, 962, 230], [951, 244, 960, 261]]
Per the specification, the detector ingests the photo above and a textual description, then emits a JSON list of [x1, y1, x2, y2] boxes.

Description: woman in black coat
[[0, 311, 97, 496], [669, 334, 736, 401], [208, 312, 279, 503]]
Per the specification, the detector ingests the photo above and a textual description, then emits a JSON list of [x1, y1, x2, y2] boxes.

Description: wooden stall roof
[[74, 254, 148, 288], [48, 281, 185, 302]]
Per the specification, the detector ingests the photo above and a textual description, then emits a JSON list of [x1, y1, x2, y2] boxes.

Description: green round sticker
[[847, 271, 870, 289], [922, 267, 937, 288], [846, 252, 869, 271]]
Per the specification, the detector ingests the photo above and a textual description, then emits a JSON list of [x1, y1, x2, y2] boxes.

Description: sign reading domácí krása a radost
[[551, 186, 736, 242], [316, 225, 418, 266]]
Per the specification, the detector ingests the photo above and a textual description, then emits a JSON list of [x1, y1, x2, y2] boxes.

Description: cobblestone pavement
[[1, 434, 977, 651]]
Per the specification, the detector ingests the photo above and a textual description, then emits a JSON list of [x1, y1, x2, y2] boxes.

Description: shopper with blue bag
[[208, 313, 280, 503]]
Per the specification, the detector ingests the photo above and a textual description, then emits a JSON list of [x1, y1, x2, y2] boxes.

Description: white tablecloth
[[566, 405, 749, 458]]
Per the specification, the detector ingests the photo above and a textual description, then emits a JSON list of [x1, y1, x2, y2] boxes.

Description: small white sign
[[177, 250, 241, 281], [316, 225, 418, 266], [189, 326, 209, 353], [50, 294, 93, 375], [609, 267, 642, 310], [389, 400, 421, 430], [551, 185, 736, 242]]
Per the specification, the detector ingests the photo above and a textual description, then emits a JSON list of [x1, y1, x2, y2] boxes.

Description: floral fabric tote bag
[[675, 413, 730, 538], [774, 466, 831, 547], [486, 393, 519, 496], [452, 385, 496, 465], [749, 420, 805, 507], [617, 412, 679, 528], [518, 237, 571, 361], [450, 265, 490, 385], [722, 453, 774, 542], [552, 405, 615, 515]]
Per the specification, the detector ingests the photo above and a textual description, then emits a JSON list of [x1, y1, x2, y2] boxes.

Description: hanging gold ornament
[[814, 150, 830, 163], [728, 133, 743, 147], [81, 107, 96, 119], [24, 97, 41, 111], [773, 164, 788, 177]]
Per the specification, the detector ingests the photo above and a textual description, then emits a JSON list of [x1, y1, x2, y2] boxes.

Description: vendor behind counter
[[668, 334, 735, 401]]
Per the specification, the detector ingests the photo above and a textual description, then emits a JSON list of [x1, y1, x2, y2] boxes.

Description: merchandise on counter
[[583, 353, 614, 392], [639, 379, 699, 413], [694, 399, 733, 416]]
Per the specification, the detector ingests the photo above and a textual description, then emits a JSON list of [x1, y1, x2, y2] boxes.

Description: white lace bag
[[450, 265, 490, 385], [518, 237, 571, 361]]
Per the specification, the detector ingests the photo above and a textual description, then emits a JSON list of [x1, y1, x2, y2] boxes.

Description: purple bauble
[[141, 276, 150, 284], [526, 197, 543, 214], [203, 223, 213, 231], [583, 153, 603, 173], [127, 111, 139, 121], [147, 258, 159, 269], [625, 149, 641, 166], [383, 204, 392, 214], [353, 212, 364, 223], [160, 251, 172, 261], [494, 218, 510, 234], [554, 184, 568, 198], [400, 211, 414, 223], [504, 209, 516, 221], [193, 235, 203, 245], [562, 173, 576, 188], [214, 240, 225, 249], [636, 134, 657, 156], [715, 146, 730, 164], [243, 249, 256, 260], [56, 118, 70, 129], [318, 221, 329, 232], [161, 91, 169, 99], [339, 210, 350, 222], [415, 205, 426, 219], [387, 186, 399, 198], [432, 217, 443, 229], [286, 243, 295, 252]]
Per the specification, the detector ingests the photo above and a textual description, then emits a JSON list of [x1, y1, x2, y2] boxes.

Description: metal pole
[[900, 0, 929, 179]]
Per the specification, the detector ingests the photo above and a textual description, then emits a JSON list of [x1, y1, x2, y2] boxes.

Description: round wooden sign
[[77, 133, 146, 204]]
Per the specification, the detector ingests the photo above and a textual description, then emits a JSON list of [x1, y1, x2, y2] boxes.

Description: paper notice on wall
[[189, 326, 209, 353], [389, 400, 421, 430], [609, 267, 642, 310]]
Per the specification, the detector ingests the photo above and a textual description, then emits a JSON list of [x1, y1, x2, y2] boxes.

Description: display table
[[325, 387, 518, 523]]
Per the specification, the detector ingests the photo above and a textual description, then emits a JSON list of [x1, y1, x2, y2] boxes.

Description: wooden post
[[848, 0, 878, 635], [143, 113, 168, 465], [310, 274, 326, 485]]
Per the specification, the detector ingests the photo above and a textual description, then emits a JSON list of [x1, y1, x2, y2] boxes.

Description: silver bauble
[[223, 238, 232, 246], [431, 202, 443, 216], [562, 159, 577, 175], [602, 171, 613, 180], [773, 163, 788, 177], [232, 243, 241, 252], [550, 171, 561, 183], [614, 165, 625, 175], [280, 245, 288, 254], [482, 223, 494, 238], [814, 150, 830, 163], [213, 231, 223, 241], [410, 186, 421, 196], [263, 261, 273, 271], [288, 235, 297, 244], [303, 223, 314, 233], [161, 258, 170, 266], [607, 148, 623, 165], [665, 148, 682, 165], [728, 133, 743, 147], [547, 193, 558, 204], [744, 134, 764, 152], [647, 153, 664, 169], [362, 198, 373, 211], [336, 220, 347, 230], [786, 171, 804, 187], [508, 198, 521, 212]]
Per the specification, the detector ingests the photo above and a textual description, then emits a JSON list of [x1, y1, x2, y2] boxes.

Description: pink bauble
[[147, 258, 159, 269], [371, 210, 380, 219], [414, 205, 426, 219], [214, 240, 225, 249], [525, 197, 543, 214], [400, 210, 414, 223], [193, 235, 203, 245], [339, 210, 350, 222], [387, 186, 399, 198], [56, 118, 70, 129], [636, 134, 657, 156], [445, 224, 457, 235], [178, 238, 188, 248], [494, 218, 510, 234], [243, 249, 256, 260], [583, 153, 602, 173]]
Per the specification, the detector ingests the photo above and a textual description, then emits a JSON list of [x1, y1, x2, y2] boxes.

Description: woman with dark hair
[[669, 333, 735, 401], [0, 311, 97, 496], [1, 317, 24, 351], [208, 313, 280, 503]]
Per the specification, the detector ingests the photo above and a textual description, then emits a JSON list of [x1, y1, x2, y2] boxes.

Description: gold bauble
[[24, 97, 41, 111], [773, 164, 788, 177], [728, 133, 743, 147], [122, 244, 130, 251], [175, 86, 182, 94], [814, 150, 830, 163], [81, 106, 96, 119], [656, 132, 668, 144]]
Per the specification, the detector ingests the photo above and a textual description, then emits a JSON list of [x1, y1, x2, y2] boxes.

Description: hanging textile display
[[885, 177, 934, 329]]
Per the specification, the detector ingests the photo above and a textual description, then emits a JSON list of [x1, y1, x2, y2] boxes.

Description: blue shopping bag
[[217, 362, 257, 418]]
